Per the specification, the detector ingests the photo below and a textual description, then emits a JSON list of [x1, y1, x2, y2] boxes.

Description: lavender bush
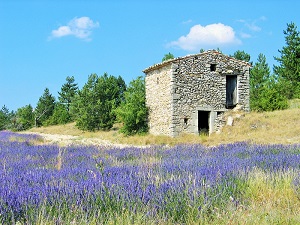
[[0, 131, 299, 224]]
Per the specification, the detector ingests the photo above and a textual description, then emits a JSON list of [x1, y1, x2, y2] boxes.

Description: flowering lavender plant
[[0, 131, 299, 224]]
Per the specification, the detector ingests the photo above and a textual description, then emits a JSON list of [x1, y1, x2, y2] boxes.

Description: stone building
[[143, 50, 250, 137]]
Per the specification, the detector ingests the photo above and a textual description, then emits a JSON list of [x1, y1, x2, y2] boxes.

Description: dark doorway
[[226, 75, 237, 108], [198, 111, 209, 134]]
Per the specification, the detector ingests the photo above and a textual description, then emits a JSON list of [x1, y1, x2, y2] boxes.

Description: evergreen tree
[[35, 88, 56, 126], [230, 50, 251, 62], [58, 76, 78, 113], [73, 73, 126, 131], [15, 104, 35, 130], [74, 74, 100, 131], [0, 105, 13, 130], [115, 76, 127, 106], [116, 76, 148, 135], [52, 76, 79, 124], [250, 54, 288, 111], [216, 47, 223, 53], [274, 22, 300, 99], [97, 74, 126, 130], [250, 53, 269, 110], [46, 103, 70, 126], [162, 52, 175, 62]]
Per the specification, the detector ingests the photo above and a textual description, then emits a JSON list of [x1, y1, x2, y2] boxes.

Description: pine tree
[[0, 105, 12, 130], [250, 54, 288, 111], [46, 103, 70, 126], [274, 22, 300, 99], [73, 73, 126, 131], [116, 76, 148, 135], [58, 76, 78, 113], [50, 76, 79, 124], [35, 88, 56, 126], [230, 50, 251, 62], [74, 74, 100, 131], [162, 52, 175, 62], [96, 73, 126, 130]]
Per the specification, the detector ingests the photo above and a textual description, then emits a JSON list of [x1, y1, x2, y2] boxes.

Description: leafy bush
[[45, 103, 71, 125], [250, 54, 288, 111], [116, 76, 148, 135]]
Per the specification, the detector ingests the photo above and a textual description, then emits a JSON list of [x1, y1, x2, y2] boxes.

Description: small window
[[210, 64, 216, 72], [157, 77, 159, 84], [184, 118, 188, 125]]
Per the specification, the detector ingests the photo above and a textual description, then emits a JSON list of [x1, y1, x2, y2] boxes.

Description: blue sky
[[1, 0, 300, 111]]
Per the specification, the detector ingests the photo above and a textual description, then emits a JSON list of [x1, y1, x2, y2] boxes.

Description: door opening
[[198, 111, 209, 134], [226, 75, 237, 108]]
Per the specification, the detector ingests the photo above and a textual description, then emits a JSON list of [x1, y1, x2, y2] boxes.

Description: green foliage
[[0, 105, 14, 130], [216, 47, 223, 53], [162, 52, 174, 62], [199, 48, 205, 53], [230, 50, 251, 62], [116, 76, 148, 135], [199, 48, 222, 53], [49, 76, 80, 125], [72, 74, 100, 131], [35, 88, 56, 126], [274, 22, 300, 99], [73, 73, 126, 131], [15, 104, 35, 131], [45, 103, 70, 126], [250, 54, 288, 111], [58, 76, 78, 114], [252, 79, 288, 111], [250, 53, 270, 95], [97, 74, 126, 130]]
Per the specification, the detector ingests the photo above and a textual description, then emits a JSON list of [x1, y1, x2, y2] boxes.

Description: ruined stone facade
[[143, 50, 250, 137]]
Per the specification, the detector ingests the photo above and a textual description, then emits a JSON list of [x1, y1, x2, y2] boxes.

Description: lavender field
[[0, 131, 300, 224]]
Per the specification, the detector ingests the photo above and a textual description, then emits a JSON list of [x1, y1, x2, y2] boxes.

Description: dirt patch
[[24, 132, 137, 148]]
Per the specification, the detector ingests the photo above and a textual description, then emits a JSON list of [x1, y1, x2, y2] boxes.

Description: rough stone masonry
[[143, 50, 251, 137]]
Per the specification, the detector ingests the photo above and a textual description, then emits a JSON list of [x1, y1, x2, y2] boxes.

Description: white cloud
[[181, 19, 193, 25], [50, 17, 99, 41], [240, 32, 252, 39], [169, 23, 241, 51], [238, 16, 266, 33], [51, 26, 72, 37], [246, 23, 261, 32]]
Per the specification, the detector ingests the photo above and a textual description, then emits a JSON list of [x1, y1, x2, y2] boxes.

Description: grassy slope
[[28, 106, 300, 146]]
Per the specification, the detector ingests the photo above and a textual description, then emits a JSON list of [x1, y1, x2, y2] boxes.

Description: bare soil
[[24, 132, 136, 148]]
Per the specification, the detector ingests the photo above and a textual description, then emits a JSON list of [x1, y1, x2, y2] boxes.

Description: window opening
[[210, 64, 216, 72], [184, 118, 188, 125]]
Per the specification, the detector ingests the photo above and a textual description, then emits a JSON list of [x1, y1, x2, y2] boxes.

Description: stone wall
[[145, 64, 173, 136], [144, 50, 250, 137]]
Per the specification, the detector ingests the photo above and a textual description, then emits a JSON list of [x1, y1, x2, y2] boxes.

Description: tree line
[[0, 74, 148, 135], [1, 22, 299, 133], [245, 22, 299, 111]]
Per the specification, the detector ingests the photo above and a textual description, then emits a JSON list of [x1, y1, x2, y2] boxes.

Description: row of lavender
[[0, 131, 300, 224]]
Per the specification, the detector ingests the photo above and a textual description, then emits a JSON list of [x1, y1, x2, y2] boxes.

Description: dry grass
[[28, 107, 300, 146], [232, 169, 300, 225], [209, 107, 300, 146]]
